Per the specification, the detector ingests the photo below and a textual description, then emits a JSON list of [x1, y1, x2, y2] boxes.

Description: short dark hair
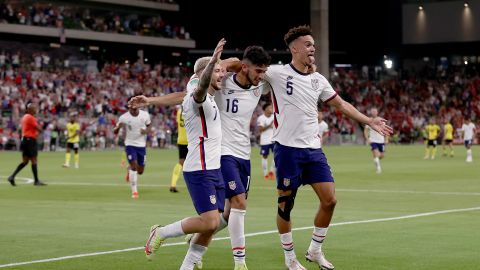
[[262, 103, 272, 111], [243, 46, 271, 66], [284, 25, 312, 47]]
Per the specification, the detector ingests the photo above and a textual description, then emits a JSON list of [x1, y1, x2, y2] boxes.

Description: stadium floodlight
[[384, 59, 393, 69], [464, 2, 469, 8], [418, 5, 424, 11]]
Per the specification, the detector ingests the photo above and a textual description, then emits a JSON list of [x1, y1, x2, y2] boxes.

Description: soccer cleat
[[305, 251, 334, 270], [285, 258, 306, 270], [132, 192, 139, 199], [145, 225, 165, 260], [7, 175, 16, 186], [264, 175, 269, 181], [62, 164, 70, 168], [195, 259, 203, 269], [268, 171, 275, 181], [234, 263, 248, 270], [34, 181, 47, 186], [75, 163, 79, 169], [170, 187, 179, 193], [376, 167, 382, 174]]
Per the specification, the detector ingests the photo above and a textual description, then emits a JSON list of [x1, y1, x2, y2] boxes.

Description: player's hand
[[140, 128, 147, 135], [369, 117, 393, 136], [128, 95, 149, 109], [212, 38, 226, 63]]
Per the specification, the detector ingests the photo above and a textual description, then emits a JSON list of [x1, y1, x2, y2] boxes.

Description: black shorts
[[178, 144, 188, 159], [67, 142, 79, 150], [444, 139, 453, 144], [21, 137, 38, 157], [427, 139, 437, 147]]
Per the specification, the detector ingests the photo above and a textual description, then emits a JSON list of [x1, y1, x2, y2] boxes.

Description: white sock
[[159, 219, 185, 239], [270, 158, 276, 174], [229, 208, 246, 264], [280, 232, 296, 259], [308, 227, 328, 253], [261, 158, 268, 176], [467, 149, 472, 158], [129, 170, 138, 193], [373, 157, 380, 169], [180, 244, 207, 270]]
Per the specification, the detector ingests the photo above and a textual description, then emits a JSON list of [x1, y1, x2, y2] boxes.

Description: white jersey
[[264, 64, 337, 149], [365, 125, 385, 143], [318, 120, 329, 136], [186, 74, 199, 93], [257, 114, 274, 145], [215, 73, 270, 160], [182, 91, 222, 171], [461, 123, 476, 140], [118, 110, 151, 147]]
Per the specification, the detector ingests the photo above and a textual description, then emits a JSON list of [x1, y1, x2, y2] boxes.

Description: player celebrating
[[257, 103, 276, 181], [63, 112, 81, 169], [423, 118, 441, 160], [113, 101, 151, 199], [144, 39, 226, 270], [461, 117, 476, 162], [442, 118, 455, 157], [363, 108, 388, 173], [169, 105, 188, 193], [263, 25, 392, 270]]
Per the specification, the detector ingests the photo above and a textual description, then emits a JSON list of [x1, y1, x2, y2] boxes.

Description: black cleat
[[169, 187, 179, 193], [34, 181, 47, 186], [7, 176, 16, 186]]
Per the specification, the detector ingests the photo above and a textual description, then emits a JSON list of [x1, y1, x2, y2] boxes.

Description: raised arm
[[129, 91, 186, 109], [193, 38, 226, 102], [327, 95, 393, 136]]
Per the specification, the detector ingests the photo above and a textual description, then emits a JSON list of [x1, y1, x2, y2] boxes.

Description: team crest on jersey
[[253, 88, 261, 97], [209, 195, 217, 205], [311, 79, 320, 90], [283, 178, 290, 187], [228, 181, 237, 190]]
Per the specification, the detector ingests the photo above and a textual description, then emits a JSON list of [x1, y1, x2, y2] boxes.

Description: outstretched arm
[[328, 95, 393, 136], [193, 38, 226, 102], [129, 91, 186, 109]]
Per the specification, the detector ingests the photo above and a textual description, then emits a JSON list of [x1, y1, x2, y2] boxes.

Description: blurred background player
[[170, 105, 188, 193], [442, 118, 454, 157], [7, 103, 46, 186], [461, 117, 476, 163], [114, 101, 151, 199], [317, 110, 329, 145], [63, 112, 81, 169], [257, 103, 275, 181], [423, 118, 440, 160], [363, 108, 388, 173]]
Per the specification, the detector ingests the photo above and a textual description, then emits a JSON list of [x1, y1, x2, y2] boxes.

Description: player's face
[[245, 64, 268, 86], [292, 35, 316, 66], [371, 108, 378, 117], [210, 63, 225, 91], [265, 104, 273, 114], [27, 104, 37, 115], [129, 107, 139, 116]]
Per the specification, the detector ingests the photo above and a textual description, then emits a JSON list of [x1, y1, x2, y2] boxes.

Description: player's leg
[[442, 139, 447, 156], [268, 145, 276, 180], [63, 143, 71, 167], [303, 149, 335, 270], [126, 146, 140, 198], [465, 141, 473, 162], [74, 144, 79, 168], [448, 141, 454, 157], [31, 154, 46, 186], [424, 140, 430, 159], [8, 154, 29, 186], [274, 143, 306, 270], [431, 140, 437, 159], [170, 144, 187, 193], [260, 145, 269, 180]]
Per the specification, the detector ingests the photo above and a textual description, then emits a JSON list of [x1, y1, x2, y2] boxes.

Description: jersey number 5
[[286, 81, 293, 95], [226, 98, 239, 113]]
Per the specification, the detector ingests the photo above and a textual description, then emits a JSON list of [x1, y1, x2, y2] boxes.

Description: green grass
[[1, 145, 479, 269]]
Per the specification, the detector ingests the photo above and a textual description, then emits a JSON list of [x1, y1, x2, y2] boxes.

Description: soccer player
[[363, 108, 388, 173], [461, 117, 476, 162], [63, 113, 81, 168], [113, 101, 151, 199], [317, 110, 329, 145], [169, 105, 188, 193], [144, 39, 226, 270], [263, 25, 392, 270], [423, 118, 441, 160], [257, 103, 276, 181], [442, 118, 455, 157], [7, 103, 47, 186]]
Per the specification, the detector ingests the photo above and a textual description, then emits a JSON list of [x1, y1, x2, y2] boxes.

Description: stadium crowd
[[0, 49, 479, 151]]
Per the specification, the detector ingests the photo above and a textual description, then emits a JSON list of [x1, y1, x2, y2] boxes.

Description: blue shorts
[[274, 143, 334, 190], [125, 146, 146, 167], [465, 140, 473, 147], [183, 169, 225, 214], [221, 155, 251, 199], [260, 144, 275, 156], [370, 143, 385, 153]]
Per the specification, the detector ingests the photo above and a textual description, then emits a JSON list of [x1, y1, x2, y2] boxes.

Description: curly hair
[[243, 46, 271, 66], [284, 25, 312, 47]]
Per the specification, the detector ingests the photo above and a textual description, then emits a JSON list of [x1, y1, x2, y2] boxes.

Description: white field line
[[2, 176, 480, 196], [1, 206, 479, 268]]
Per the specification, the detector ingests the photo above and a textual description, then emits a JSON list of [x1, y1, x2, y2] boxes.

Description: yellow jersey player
[[63, 113, 81, 168], [423, 118, 441, 160], [442, 118, 454, 157], [170, 105, 189, 193]]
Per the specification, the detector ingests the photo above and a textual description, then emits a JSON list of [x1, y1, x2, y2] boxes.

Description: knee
[[202, 218, 219, 233], [322, 196, 337, 210], [230, 195, 247, 210], [137, 169, 144, 175]]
